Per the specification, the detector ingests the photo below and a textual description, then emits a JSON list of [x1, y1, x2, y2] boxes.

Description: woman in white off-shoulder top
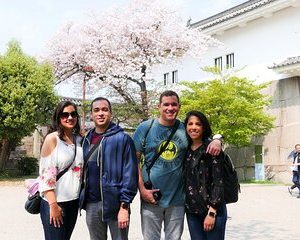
[[38, 100, 83, 240]]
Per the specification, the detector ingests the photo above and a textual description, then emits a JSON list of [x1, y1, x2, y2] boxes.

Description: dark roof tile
[[269, 56, 300, 69], [191, 0, 277, 30]]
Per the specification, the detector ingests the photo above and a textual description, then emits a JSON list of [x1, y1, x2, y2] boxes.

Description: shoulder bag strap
[[146, 120, 180, 177], [56, 135, 77, 181], [84, 138, 102, 163]]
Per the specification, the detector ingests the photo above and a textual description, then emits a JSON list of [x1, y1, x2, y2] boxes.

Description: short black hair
[[184, 110, 212, 142], [91, 97, 112, 112], [159, 90, 180, 104]]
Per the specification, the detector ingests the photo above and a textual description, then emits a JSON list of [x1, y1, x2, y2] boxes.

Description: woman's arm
[[39, 133, 63, 227], [204, 153, 224, 231]]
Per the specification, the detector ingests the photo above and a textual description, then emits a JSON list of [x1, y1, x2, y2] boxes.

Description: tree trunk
[[81, 76, 87, 132], [140, 64, 149, 120], [0, 138, 12, 171], [140, 79, 149, 120]]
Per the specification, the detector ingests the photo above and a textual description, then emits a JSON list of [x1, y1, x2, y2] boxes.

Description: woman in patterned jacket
[[184, 110, 227, 240]]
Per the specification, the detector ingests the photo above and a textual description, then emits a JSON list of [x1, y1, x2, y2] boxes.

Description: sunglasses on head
[[60, 111, 78, 119]]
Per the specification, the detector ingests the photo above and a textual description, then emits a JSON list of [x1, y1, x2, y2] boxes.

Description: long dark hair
[[184, 110, 212, 144], [49, 101, 81, 139]]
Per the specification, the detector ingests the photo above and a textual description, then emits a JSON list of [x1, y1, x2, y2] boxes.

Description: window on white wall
[[172, 70, 178, 84], [214, 57, 222, 70], [163, 73, 169, 85], [226, 53, 234, 68]]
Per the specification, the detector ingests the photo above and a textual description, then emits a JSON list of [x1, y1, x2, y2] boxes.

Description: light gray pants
[[141, 201, 185, 240], [86, 201, 129, 240]]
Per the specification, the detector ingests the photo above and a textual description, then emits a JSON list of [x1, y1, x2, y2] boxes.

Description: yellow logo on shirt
[[159, 141, 177, 160]]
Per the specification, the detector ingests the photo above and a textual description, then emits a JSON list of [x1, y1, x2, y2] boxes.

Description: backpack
[[223, 153, 240, 204]]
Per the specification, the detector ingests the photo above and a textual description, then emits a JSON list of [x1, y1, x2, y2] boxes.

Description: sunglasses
[[60, 111, 78, 119]]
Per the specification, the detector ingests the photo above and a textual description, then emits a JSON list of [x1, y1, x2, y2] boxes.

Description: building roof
[[190, 0, 278, 30], [269, 56, 300, 69], [268, 56, 300, 76], [59, 96, 83, 106]]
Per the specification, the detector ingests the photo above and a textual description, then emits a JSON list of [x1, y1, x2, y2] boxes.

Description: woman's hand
[[203, 214, 216, 232], [49, 202, 63, 228]]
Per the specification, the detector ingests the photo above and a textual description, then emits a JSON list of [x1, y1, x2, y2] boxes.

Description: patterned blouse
[[185, 144, 224, 216], [39, 135, 83, 202]]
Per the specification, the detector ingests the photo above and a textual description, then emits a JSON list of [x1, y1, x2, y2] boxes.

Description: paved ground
[[1, 182, 299, 240]]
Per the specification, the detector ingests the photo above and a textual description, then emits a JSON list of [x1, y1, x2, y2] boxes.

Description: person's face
[[91, 100, 111, 131], [186, 115, 204, 141], [158, 96, 180, 125], [295, 145, 300, 153], [59, 105, 78, 131]]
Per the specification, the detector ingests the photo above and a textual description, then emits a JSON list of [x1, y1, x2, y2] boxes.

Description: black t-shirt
[[86, 132, 103, 202]]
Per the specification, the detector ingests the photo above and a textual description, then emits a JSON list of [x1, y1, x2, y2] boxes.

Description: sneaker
[[288, 187, 293, 195], [297, 194, 300, 198]]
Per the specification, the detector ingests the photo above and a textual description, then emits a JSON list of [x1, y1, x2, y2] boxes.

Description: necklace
[[191, 142, 203, 151]]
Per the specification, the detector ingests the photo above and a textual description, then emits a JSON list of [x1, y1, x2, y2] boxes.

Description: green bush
[[16, 156, 38, 176]]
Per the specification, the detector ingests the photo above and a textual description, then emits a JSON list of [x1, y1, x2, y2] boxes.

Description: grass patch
[[0, 170, 37, 182], [240, 179, 281, 185]]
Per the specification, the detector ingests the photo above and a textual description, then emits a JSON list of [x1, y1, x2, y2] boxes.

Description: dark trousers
[[40, 198, 79, 240], [186, 204, 227, 240], [292, 171, 300, 191]]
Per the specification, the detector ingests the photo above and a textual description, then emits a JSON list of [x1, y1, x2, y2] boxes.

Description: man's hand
[[206, 139, 222, 156], [117, 208, 129, 229], [140, 187, 160, 204]]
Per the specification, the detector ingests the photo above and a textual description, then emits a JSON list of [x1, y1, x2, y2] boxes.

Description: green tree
[[0, 41, 58, 170], [179, 67, 275, 146]]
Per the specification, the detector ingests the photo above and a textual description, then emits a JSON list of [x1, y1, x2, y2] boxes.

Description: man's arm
[[117, 137, 138, 229], [136, 152, 159, 204], [206, 134, 223, 156]]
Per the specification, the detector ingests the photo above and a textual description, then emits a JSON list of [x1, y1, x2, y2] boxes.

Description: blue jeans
[[141, 201, 185, 240], [186, 204, 227, 240], [85, 201, 129, 240], [40, 198, 79, 240], [292, 171, 300, 191]]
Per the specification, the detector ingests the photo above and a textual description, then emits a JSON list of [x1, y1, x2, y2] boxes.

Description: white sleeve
[[38, 152, 58, 194]]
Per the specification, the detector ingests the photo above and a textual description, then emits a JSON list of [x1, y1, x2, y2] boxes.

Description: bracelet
[[208, 211, 216, 218], [49, 202, 57, 206]]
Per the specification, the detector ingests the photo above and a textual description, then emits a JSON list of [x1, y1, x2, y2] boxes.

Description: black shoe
[[288, 187, 293, 195]]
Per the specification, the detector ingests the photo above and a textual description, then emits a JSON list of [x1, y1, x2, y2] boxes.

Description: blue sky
[[0, 0, 244, 56]]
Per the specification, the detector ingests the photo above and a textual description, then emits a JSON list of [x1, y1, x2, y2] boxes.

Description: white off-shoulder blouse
[[39, 135, 83, 202]]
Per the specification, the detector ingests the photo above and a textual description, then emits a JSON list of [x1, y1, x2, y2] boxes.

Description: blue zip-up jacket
[[79, 122, 138, 221]]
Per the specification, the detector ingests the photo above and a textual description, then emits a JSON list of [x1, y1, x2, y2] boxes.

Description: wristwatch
[[212, 134, 223, 140], [208, 211, 216, 218], [121, 202, 130, 210]]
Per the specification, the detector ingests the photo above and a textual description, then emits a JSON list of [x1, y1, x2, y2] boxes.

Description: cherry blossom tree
[[45, 0, 217, 122]]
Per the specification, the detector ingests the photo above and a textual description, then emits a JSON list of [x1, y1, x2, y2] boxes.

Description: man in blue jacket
[[79, 97, 138, 240]]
